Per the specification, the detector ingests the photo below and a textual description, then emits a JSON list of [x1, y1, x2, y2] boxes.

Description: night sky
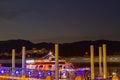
[[0, 0, 120, 43]]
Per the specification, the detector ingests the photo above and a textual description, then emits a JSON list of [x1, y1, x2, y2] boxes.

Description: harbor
[[0, 44, 89, 80], [0, 44, 119, 80]]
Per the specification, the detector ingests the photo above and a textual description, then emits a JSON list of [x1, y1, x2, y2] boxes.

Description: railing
[[1, 67, 118, 80], [0, 67, 85, 80]]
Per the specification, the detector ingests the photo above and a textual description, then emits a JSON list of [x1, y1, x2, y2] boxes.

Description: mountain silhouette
[[0, 39, 120, 57]]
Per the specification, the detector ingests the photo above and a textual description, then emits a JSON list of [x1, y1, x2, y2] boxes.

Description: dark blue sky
[[0, 0, 120, 43]]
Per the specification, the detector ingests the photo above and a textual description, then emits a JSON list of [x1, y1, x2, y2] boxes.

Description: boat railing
[[0, 66, 89, 79]]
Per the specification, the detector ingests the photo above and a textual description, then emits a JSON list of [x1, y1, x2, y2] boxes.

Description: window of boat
[[66, 64, 74, 69], [59, 65, 62, 68], [51, 58, 55, 61], [65, 65, 69, 69], [48, 65, 52, 68], [70, 65, 74, 69], [66, 65, 71, 69], [35, 65, 38, 68], [63, 65, 65, 69], [29, 65, 34, 69], [52, 65, 55, 69], [39, 65, 43, 68]]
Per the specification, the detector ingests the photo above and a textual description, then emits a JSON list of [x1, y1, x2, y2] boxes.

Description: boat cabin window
[[48, 65, 52, 68], [63, 66, 66, 69], [61, 64, 74, 69], [51, 58, 55, 61], [39, 65, 43, 69], [59, 65, 62, 68], [35, 65, 38, 68], [70, 65, 74, 69]]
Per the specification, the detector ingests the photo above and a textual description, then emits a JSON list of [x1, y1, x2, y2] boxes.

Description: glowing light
[[76, 70, 85, 76], [61, 70, 68, 79], [49, 51, 52, 55], [15, 70, 20, 74], [27, 71, 32, 77], [62, 72, 66, 76], [38, 71, 42, 75], [1, 70, 5, 74], [28, 71, 31, 75], [38, 71, 43, 78], [48, 71, 51, 76]]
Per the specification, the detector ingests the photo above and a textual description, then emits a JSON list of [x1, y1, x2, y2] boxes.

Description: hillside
[[0, 39, 120, 58]]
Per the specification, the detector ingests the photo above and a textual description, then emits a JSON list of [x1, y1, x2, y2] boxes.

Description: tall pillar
[[12, 49, 15, 68], [12, 49, 15, 75], [55, 44, 59, 80], [99, 47, 103, 77], [22, 46, 26, 75], [90, 45, 95, 80], [102, 44, 107, 79]]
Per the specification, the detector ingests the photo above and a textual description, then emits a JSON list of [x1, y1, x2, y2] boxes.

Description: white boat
[[26, 52, 76, 79]]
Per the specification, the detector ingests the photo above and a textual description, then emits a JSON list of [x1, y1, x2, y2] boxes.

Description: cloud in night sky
[[0, 0, 120, 43], [0, 1, 32, 20]]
